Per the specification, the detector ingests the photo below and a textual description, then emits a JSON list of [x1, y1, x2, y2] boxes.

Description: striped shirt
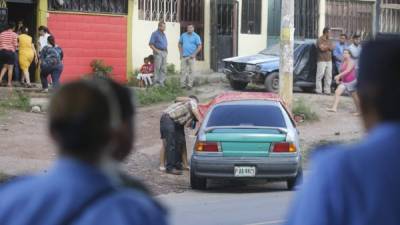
[[0, 30, 18, 52]]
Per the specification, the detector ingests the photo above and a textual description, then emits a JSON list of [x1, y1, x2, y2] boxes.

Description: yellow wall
[[237, 0, 268, 56], [195, 0, 211, 73]]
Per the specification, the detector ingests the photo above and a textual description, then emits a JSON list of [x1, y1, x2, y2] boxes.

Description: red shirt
[[140, 64, 154, 74], [0, 30, 18, 52]]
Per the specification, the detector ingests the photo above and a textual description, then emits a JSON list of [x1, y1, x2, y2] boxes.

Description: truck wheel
[[229, 80, 248, 90], [264, 72, 279, 93], [190, 169, 207, 190], [287, 167, 303, 190]]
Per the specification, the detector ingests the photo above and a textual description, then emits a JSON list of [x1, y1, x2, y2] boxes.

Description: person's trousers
[[315, 61, 333, 94], [180, 57, 195, 88], [154, 50, 167, 86], [13, 51, 20, 82], [40, 64, 63, 89], [160, 114, 183, 171]]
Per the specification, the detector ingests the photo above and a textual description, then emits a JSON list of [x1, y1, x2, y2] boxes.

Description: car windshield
[[259, 43, 302, 56], [206, 104, 286, 128], [259, 44, 280, 56]]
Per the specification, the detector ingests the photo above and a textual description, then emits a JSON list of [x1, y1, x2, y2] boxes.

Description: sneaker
[[166, 168, 183, 175], [41, 89, 49, 93], [159, 166, 166, 171]]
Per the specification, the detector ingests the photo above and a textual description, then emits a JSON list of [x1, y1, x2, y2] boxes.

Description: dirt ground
[[0, 82, 363, 195]]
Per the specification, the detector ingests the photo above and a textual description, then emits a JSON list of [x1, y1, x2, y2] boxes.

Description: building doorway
[[210, 0, 238, 72], [6, 0, 37, 82]]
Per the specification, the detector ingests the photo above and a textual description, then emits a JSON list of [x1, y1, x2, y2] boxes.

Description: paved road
[[159, 181, 295, 225]]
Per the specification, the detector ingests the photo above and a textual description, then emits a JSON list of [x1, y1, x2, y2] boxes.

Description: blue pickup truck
[[223, 41, 337, 92]]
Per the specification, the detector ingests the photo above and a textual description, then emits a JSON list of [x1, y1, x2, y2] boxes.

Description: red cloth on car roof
[[198, 92, 289, 117]]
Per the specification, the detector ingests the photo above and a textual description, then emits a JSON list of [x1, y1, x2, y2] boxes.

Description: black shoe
[[166, 168, 183, 175]]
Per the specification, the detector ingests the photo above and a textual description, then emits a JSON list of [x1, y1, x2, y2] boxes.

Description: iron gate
[[378, 0, 400, 33], [210, 0, 238, 71], [326, 0, 374, 39], [180, 0, 205, 60], [295, 0, 319, 39]]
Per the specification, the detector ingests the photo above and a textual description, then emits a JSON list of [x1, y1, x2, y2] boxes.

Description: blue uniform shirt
[[179, 32, 202, 57], [149, 30, 168, 51], [0, 158, 168, 225], [286, 123, 400, 225], [333, 42, 347, 71]]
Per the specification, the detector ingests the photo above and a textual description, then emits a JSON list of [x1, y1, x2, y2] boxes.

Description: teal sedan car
[[191, 93, 302, 190]]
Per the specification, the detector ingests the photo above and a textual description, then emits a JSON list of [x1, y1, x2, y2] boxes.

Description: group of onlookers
[[315, 27, 362, 115], [0, 21, 63, 92], [149, 21, 202, 90]]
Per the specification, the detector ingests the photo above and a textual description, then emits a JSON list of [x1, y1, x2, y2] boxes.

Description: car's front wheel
[[190, 168, 207, 190], [229, 80, 248, 90], [287, 167, 303, 190], [264, 72, 279, 93]]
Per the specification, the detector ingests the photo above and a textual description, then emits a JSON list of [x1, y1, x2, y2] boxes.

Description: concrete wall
[[238, 0, 268, 56]]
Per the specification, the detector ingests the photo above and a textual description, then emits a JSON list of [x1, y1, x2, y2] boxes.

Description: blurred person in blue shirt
[[178, 24, 202, 90], [149, 21, 168, 87], [333, 33, 348, 72], [286, 35, 400, 225], [0, 78, 168, 225]]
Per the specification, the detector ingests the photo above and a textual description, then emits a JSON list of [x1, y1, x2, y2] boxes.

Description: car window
[[207, 104, 286, 128]]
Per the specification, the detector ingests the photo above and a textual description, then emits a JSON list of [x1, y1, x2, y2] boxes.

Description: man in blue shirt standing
[[0, 78, 168, 225], [286, 36, 400, 225], [333, 33, 348, 72], [178, 24, 202, 90], [149, 21, 168, 86]]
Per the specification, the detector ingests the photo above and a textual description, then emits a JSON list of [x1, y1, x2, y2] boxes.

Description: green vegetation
[[136, 78, 185, 106], [127, 69, 140, 87], [0, 90, 30, 113], [89, 59, 113, 78], [292, 97, 319, 122], [167, 63, 178, 75]]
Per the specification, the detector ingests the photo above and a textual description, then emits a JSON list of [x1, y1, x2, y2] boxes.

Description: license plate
[[234, 166, 256, 177]]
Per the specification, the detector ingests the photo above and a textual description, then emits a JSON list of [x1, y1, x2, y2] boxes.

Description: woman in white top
[[38, 26, 51, 52]]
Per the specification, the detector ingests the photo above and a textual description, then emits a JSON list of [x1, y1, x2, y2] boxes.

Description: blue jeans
[[40, 64, 63, 89]]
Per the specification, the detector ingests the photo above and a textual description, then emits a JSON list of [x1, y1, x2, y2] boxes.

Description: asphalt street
[[159, 181, 295, 225]]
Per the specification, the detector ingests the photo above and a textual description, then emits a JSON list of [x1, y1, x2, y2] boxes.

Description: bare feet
[[327, 108, 337, 112]]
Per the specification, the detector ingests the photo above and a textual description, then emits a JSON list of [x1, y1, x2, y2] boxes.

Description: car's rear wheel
[[264, 72, 279, 93], [190, 168, 207, 190], [229, 80, 248, 90], [287, 167, 303, 190]]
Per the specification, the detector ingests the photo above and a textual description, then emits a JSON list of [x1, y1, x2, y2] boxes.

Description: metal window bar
[[48, 0, 128, 14]]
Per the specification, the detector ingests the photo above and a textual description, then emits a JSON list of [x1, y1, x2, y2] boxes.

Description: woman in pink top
[[327, 49, 360, 115]]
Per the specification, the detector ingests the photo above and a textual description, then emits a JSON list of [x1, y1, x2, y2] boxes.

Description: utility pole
[[279, 0, 295, 109]]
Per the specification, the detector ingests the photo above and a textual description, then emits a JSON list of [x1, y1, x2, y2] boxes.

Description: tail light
[[272, 142, 297, 153], [195, 141, 220, 152]]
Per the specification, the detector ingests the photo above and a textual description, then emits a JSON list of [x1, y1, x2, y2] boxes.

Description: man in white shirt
[[348, 34, 362, 76]]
